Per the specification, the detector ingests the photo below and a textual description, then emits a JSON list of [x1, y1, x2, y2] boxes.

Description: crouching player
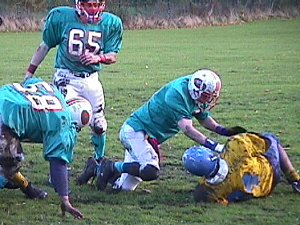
[[183, 132, 300, 204], [0, 77, 93, 219]]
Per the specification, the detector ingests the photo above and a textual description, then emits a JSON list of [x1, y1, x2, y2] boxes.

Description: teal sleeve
[[43, 9, 62, 48], [104, 17, 123, 53]]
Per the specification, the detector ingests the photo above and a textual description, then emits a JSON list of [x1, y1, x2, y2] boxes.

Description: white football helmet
[[66, 97, 93, 129], [188, 69, 222, 112], [75, 0, 105, 24]]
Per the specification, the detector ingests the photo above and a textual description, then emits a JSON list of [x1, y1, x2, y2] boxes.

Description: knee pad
[[139, 164, 159, 181]]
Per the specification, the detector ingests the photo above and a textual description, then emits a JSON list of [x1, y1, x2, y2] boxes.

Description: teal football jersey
[[127, 76, 210, 143], [0, 78, 77, 163], [43, 7, 123, 73]]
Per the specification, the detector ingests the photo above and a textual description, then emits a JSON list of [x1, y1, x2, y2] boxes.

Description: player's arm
[[178, 118, 207, 144], [49, 159, 84, 220], [198, 114, 247, 137], [178, 118, 224, 153], [25, 42, 50, 80], [80, 51, 117, 65]]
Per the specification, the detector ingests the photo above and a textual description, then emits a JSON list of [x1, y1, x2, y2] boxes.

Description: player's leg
[[86, 76, 107, 161], [113, 173, 143, 192], [264, 133, 300, 193], [277, 145, 300, 193], [77, 74, 107, 184], [96, 123, 160, 191], [111, 150, 142, 192]]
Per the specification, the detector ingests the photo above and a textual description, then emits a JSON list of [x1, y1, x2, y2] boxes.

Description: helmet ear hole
[[67, 97, 93, 129]]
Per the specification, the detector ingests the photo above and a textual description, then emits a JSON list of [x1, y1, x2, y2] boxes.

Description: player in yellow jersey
[[182, 132, 300, 204]]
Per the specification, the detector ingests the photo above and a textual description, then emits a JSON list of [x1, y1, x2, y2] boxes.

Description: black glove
[[226, 126, 247, 136]]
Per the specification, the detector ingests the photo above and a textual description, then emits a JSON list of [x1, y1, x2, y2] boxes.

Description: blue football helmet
[[182, 146, 229, 184]]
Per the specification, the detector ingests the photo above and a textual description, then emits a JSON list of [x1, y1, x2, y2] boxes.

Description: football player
[[0, 77, 93, 219], [95, 69, 247, 192], [24, 0, 123, 186], [183, 133, 300, 204]]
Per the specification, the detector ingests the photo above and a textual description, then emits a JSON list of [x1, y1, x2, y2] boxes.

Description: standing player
[[183, 132, 300, 204], [96, 69, 247, 192], [0, 77, 93, 219], [24, 0, 123, 185]]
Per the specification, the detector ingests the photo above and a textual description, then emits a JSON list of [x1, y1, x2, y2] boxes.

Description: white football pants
[[114, 123, 159, 191]]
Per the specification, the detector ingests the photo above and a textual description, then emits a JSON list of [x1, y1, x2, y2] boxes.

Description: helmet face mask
[[188, 69, 221, 112], [66, 97, 93, 129], [76, 0, 105, 24]]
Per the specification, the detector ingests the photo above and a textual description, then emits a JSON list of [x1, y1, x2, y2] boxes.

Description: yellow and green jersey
[[199, 133, 280, 205]]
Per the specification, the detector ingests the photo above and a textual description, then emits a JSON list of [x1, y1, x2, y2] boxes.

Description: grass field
[[0, 18, 300, 225]]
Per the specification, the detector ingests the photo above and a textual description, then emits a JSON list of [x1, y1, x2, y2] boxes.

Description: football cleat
[[76, 157, 99, 185], [96, 159, 116, 191], [21, 183, 48, 200], [291, 181, 300, 194]]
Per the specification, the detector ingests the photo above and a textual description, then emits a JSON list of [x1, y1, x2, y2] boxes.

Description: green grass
[[0, 18, 300, 225]]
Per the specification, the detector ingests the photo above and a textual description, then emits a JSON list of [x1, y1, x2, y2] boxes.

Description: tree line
[[0, 0, 299, 13]]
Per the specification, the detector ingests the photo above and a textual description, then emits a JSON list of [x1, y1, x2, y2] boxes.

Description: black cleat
[[21, 183, 48, 200], [96, 159, 116, 191], [292, 181, 300, 194], [76, 157, 99, 185]]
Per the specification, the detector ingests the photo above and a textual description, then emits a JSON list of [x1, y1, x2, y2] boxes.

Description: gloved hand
[[227, 126, 247, 136], [216, 126, 247, 137], [204, 138, 225, 153]]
